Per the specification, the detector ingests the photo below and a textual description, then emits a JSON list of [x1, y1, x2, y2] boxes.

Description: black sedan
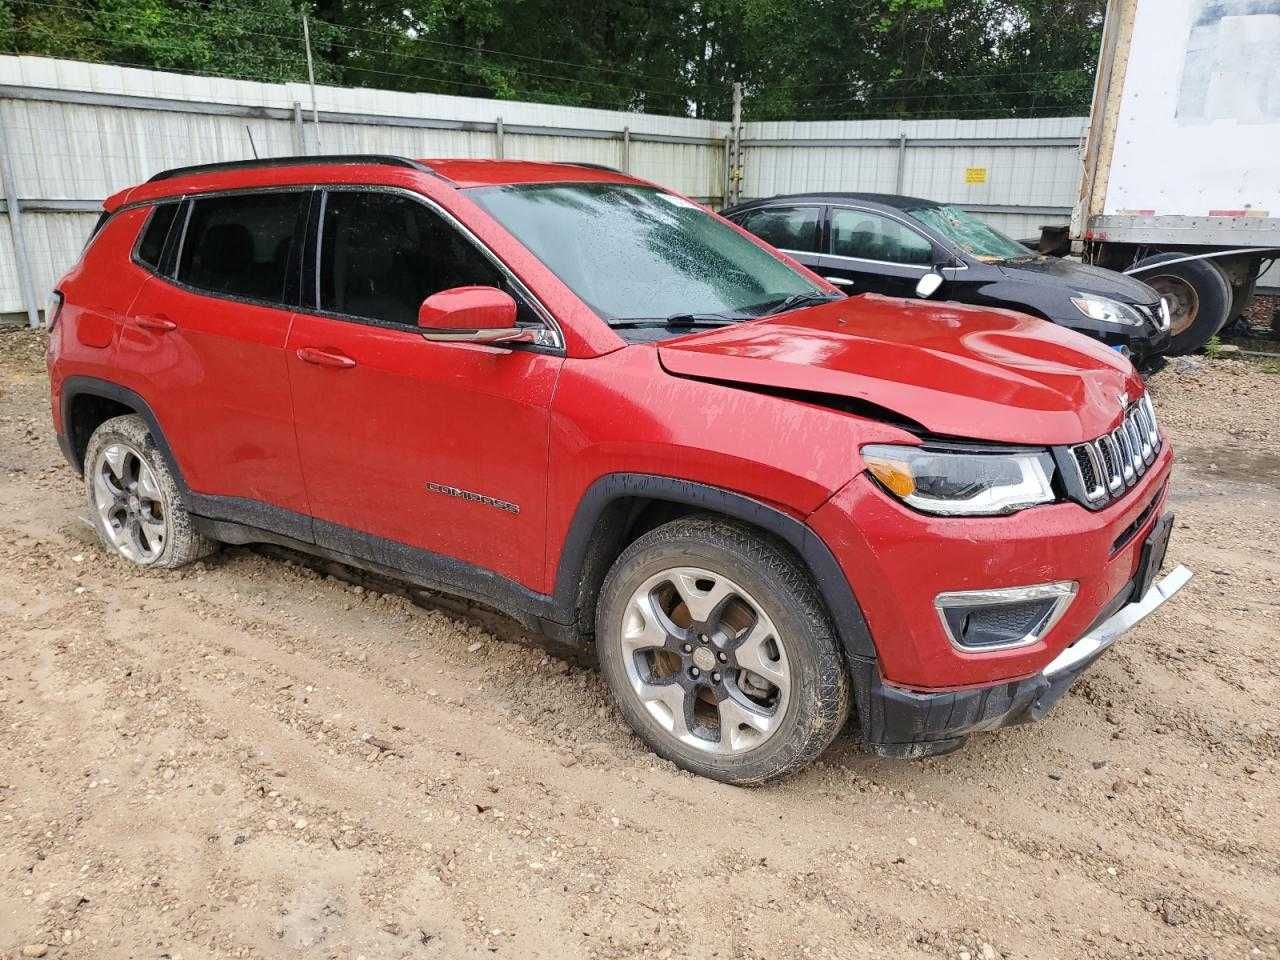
[[723, 192, 1171, 364]]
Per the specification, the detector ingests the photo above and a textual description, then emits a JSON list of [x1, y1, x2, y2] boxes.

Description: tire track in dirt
[[3, 332, 1279, 959]]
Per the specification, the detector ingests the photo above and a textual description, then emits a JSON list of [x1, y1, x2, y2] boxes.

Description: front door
[[285, 188, 562, 594], [820, 206, 938, 298]]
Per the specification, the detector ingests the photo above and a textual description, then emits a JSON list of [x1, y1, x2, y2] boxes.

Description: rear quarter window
[[135, 202, 180, 270]]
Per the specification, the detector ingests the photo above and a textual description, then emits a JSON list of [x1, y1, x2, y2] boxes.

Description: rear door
[[120, 189, 312, 527], [285, 187, 562, 592], [820, 206, 938, 298]]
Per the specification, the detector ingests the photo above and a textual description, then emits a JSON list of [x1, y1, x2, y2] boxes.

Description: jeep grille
[[1066, 395, 1161, 507]]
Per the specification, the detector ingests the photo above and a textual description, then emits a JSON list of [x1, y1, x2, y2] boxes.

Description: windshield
[[907, 205, 1035, 261], [467, 183, 825, 328]]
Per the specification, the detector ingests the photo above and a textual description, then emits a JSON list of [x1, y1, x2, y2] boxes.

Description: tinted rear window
[[136, 202, 180, 269], [177, 192, 305, 304]]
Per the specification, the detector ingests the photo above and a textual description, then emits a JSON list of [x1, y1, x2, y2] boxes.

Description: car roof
[[727, 192, 944, 213], [108, 155, 649, 210]]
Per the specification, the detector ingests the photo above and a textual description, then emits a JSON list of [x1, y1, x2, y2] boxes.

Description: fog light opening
[[934, 581, 1078, 651]]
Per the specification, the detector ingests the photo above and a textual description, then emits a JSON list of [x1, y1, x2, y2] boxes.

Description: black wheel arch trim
[[551, 472, 879, 662], [59, 375, 186, 482]]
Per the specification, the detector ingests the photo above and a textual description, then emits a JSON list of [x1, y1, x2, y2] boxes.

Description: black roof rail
[[147, 154, 439, 183]]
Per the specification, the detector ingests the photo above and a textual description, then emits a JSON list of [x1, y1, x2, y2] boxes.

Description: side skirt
[[190, 504, 574, 643]]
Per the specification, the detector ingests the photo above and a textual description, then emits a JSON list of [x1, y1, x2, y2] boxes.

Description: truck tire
[[595, 515, 850, 785], [84, 414, 217, 569], [1134, 252, 1233, 355]]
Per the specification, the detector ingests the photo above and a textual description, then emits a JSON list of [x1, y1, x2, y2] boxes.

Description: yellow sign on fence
[[965, 166, 988, 185]]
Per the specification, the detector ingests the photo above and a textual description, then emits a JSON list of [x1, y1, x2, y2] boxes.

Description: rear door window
[[177, 192, 306, 304], [733, 205, 822, 253], [317, 190, 507, 327], [829, 208, 934, 265]]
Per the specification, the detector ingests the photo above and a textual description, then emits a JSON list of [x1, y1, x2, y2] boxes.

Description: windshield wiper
[[607, 312, 742, 330], [758, 291, 844, 316]]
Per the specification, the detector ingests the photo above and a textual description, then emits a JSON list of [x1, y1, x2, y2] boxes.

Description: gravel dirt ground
[[1, 328, 1277, 960]]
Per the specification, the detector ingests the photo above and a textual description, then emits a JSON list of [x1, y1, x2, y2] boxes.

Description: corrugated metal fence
[[738, 116, 1087, 241], [0, 55, 1089, 320]]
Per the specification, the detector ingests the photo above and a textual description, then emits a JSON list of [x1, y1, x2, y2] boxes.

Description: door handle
[[296, 346, 357, 369], [824, 276, 855, 287], [135, 313, 177, 332]]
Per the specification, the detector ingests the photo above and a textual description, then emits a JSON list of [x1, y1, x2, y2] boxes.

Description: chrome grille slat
[[1099, 434, 1123, 493], [1116, 425, 1136, 484], [1064, 396, 1162, 508], [1125, 413, 1147, 470]]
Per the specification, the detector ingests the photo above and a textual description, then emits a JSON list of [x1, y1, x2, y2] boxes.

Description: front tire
[[84, 414, 216, 569], [596, 515, 850, 784]]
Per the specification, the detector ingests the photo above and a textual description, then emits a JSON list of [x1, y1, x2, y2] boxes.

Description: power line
[[758, 66, 1094, 93], [165, 0, 720, 91]]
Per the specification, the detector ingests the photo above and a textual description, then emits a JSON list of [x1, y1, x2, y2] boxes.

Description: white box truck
[[1072, 0, 1280, 353]]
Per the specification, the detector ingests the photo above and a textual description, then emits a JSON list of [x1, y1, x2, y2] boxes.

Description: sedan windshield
[[907, 205, 1036, 261], [467, 183, 827, 329]]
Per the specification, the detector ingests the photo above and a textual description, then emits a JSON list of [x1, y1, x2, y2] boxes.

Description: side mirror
[[418, 286, 534, 344], [915, 270, 944, 299]]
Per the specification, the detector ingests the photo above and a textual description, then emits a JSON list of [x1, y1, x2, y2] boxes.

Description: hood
[[997, 256, 1159, 304], [656, 295, 1146, 446]]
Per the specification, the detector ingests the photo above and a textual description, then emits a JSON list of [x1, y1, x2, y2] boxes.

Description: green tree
[[0, 0, 1106, 120]]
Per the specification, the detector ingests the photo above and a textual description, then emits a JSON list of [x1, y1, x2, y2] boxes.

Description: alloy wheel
[[618, 566, 790, 755], [91, 442, 168, 564]]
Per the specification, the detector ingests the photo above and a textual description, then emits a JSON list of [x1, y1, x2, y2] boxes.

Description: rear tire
[[84, 414, 217, 569], [595, 515, 850, 785], [1134, 252, 1233, 355]]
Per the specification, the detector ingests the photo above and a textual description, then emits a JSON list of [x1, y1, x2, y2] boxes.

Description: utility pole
[[0, 116, 40, 329], [728, 81, 743, 206], [301, 11, 322, 153]]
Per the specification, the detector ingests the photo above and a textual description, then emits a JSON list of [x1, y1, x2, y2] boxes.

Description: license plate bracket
[[1134, 511, 1173, 600]]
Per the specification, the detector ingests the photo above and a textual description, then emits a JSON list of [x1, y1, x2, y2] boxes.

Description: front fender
[[551, 472, 877, 663]]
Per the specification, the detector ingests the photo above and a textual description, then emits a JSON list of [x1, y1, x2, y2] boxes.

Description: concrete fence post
[[895, 130, 908, 194], [621, 126, 630, 172], [0, 109, 42, 329], [292, 101, 307, 155], [728, 81, 743, 206], [495, 117, 504, 159]]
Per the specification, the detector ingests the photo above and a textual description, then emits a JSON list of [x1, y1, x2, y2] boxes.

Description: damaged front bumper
[[856, 564, 1193, 758]]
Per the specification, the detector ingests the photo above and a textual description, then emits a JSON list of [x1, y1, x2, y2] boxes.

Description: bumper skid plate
[[857, 564, 1193, 758]]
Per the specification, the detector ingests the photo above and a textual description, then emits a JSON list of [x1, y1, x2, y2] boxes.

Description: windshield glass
[[908, 205, 1035, 261], [468, 183, 824, 326]]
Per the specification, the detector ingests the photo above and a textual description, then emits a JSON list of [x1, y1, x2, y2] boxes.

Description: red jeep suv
[[47, 155, 1190, 783]]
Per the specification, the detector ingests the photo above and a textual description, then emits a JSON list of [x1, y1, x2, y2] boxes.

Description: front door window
[[829, 208, 933, 266]]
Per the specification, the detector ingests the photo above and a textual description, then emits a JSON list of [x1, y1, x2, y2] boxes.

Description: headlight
[[862, 444, 1057, 516], [1070, 294, 1145, 326]]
